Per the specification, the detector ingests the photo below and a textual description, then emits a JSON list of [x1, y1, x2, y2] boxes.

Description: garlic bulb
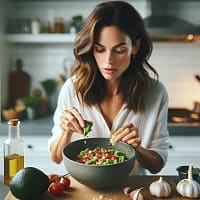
[[149, 177, 171, 197], [176, 166, 200, 198]]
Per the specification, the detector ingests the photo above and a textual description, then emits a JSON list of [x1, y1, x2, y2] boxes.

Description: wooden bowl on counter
[[2, 109, 26, 121]]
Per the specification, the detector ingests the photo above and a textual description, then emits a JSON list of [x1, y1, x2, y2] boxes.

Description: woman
[[49, 1, 169, 175]]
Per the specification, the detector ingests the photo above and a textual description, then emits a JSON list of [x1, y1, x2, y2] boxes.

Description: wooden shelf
[[5, 33, 76, 43]]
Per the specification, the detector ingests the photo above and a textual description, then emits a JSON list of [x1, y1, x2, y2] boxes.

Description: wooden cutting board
[[4, 176, 196, 200], [8, 58, 31, 107]]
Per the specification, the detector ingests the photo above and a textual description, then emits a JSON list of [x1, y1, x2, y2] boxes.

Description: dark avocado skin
[[10, 167, 49, 200]]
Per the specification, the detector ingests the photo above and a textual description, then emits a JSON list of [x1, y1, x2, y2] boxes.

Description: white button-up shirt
[[49, 76, 169, 175]]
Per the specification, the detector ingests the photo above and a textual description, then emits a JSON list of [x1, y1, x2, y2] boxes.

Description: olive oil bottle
[[4, 119, 24, 185]]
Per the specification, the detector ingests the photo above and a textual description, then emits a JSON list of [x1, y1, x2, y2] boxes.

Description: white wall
[[0, 0, 12, 111], [1, 0, 200, 110], [150, 42, 200, 109]]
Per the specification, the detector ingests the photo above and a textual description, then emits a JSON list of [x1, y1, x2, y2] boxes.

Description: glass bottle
[[31, 18, 41, 34], [42, 21, 52, 33], [54, 17, 64, 33], [4, 119, 24, 185]]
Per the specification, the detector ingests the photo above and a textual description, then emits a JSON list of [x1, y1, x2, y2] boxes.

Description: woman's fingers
[[126, 136, 141, 148], [121, 128, 137, 142], [60, 118, 74, 132], [111, 123, 141, 148], [112, 124, 133, 138], [112, 123, 133, 136], [60, 107, 85, 134], [70, 107, 85, 128]]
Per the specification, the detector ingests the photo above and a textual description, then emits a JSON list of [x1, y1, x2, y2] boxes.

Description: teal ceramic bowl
[[62, 138, 135, 189]]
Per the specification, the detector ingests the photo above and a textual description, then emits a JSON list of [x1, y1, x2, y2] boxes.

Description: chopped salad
[[76, 147, 128, 165]]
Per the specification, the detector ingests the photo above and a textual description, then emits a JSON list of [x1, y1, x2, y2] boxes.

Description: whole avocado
[[10, 167, 49, 200]]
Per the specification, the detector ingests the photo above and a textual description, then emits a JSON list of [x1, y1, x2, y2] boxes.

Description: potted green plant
[[22, 95, 40, 120], [40, 79, 57, 113], [70, 15, 83, 33]]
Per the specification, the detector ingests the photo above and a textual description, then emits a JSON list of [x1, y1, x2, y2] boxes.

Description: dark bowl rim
[[176, 165, 200, 174], [62, 137, 135, 167]]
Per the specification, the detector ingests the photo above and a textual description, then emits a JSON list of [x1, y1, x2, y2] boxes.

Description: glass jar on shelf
[[54, 17, 64, 33], [31, 18, 41, 34], [42, 21, 52, 33]]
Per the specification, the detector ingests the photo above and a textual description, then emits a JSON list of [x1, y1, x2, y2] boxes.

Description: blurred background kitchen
[[0, 0, 200, 175]]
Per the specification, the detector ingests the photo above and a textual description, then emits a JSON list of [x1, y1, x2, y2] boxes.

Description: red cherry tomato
[[88, 152, 94, 158], [101, 148, 107, 153], [105, 154, 112, 159], [111, 155, 118, 160], [94, 149, 99, 154], [48, 182, 64, 196], [60, 177, 70, 190], [97, 154, 102, 159], [48, 174, 60, 184], [80, 157, 89, 164]]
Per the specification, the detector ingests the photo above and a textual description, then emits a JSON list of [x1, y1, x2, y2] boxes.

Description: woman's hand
[[50, 107, 85, 164], [111, 123, 141, 148], [111, 124, 164, 173], [60, 107, 85, 134]]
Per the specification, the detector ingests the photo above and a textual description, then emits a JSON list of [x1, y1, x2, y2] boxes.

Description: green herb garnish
[[83, 120, 93, 137]]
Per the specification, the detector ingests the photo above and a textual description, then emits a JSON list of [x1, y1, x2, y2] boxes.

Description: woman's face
[[93, 26, 136, 82]]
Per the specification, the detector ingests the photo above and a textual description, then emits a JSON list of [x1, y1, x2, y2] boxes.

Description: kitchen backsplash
[[150, 42, 200, 110], [10, 43, 75, 109], [9, 42, 200, 110]]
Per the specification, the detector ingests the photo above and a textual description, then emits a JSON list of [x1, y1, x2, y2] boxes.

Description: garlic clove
[[129, 188, 144, 200], [123, 186, 132, 195]]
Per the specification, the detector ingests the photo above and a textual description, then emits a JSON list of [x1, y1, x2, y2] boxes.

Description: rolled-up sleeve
[[140, 81, 169, 166]]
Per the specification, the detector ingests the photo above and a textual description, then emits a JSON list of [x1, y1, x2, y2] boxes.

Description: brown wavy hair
[[72, 1, 158, 113]]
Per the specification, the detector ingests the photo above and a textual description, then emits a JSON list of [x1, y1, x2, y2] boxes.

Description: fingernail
[[81, 121, 85, 128]]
